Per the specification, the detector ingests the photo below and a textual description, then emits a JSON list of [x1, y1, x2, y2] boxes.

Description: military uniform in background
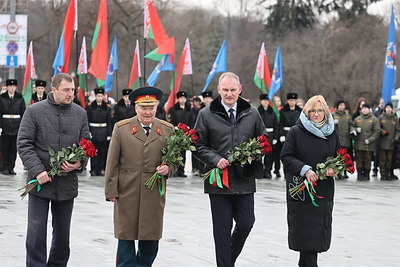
[[87, 88, 112, 176], [113, 89, 135, 124], [31, 80, 48, 103]]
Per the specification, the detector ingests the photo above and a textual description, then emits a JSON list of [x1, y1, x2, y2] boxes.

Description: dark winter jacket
[[281, 121, 339, 252], [168, 102, 191, 126], [378, 113, 400, 150], [113, 99, 136, 123], [17, 92, 90, 201], [87, 101, 112, 141], [31, 92, 47, 103], [0, 91, 26, 135], [194, 96, 267, 194], [257, 105, 278, 140], [352, 113, 380, 151], [279, 104, 302, 137], [189, 106, 203, 129]]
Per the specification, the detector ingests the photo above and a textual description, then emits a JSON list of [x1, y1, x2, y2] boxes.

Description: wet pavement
[[1, 154, 400, 266]]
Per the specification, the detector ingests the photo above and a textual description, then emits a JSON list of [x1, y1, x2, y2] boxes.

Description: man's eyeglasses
[[308, 109, 324, 114]]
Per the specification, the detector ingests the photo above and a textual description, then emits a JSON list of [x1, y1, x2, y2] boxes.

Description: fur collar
[[210, 96, 251, 116], [90, 100, 108, 109], [173, 102, 191, 111], [282, 103, 302, 112], [1, 91, 23, 99]]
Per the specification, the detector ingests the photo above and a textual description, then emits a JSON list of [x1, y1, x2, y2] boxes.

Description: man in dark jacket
[[113, 88, 135, 124], [168, 91, 191, 177], [257, 94, 278, 179], [31, 79, 48, 103], [189, 96, 204, 176], [17, 73, 90, 267], [0, 79, 26, 175], [87, 88, 112, 176], [194, 72, 267, 267]]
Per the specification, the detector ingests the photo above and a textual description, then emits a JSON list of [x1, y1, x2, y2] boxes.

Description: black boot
[[364, 169, 370, 181], [357, 168, 363, 181], [380, 172, 387, 181], [263, 170, 272, 179]]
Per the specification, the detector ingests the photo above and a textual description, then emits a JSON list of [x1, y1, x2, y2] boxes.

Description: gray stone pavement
[[1, 154, 400, 266]]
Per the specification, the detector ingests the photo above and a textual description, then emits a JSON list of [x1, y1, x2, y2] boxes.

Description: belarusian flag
[[128, 40, 141, 89], [77, 36, 88, 108], [23, 41, 37, 106], [88, 0, 108, 87], [165, 40, 191, 113], [144, 0, 152, 38], [253, 42, 271, 93]]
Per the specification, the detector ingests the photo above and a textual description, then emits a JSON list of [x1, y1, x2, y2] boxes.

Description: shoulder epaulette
[[160, 121, 174, 129], [116, 118, 131, 127]]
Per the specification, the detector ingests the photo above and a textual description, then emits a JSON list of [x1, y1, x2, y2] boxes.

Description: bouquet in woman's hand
[[144, 123, 198, 196], [19, 138, 96, 199], [203, 134, 272, 189], [289, 148, 355, 207]]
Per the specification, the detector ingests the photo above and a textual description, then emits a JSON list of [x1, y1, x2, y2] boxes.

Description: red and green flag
[[88, 0, 108, 87], [128, 40, 142, 89], [77, 36, 88, 109], [23, 41, 37, 106], [253, 42, 271, 93]]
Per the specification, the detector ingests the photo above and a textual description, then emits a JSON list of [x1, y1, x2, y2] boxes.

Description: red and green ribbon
[[303, 180, 323, 207], [209, 168, 230, 189], [28, 179, 42, 192], [157, 175, 166, 197]]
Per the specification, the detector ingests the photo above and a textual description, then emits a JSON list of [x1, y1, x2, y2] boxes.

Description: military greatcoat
[[105, 116, 176, 240]]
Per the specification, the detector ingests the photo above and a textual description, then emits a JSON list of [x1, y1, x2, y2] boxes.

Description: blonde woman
[[281, 95, 339, 267]]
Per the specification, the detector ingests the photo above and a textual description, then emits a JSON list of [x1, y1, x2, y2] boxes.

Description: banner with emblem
[[128, 40, 141, 89], [22, 41, 37, 106], [254, 42, 271, 93], [268, 45, 283, 100]]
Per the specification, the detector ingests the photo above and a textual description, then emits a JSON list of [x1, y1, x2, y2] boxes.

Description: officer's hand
[[107, 136, 111, 140], [365, 139, 369, 145], [37, 171, 52, 185], [305, 169, 318, 183], [217, 158, 231, 169], [350, 130, 357, 137], [279, 136, 286, 143], [272, 139, 278, 145], [0, 128, 2, 136], [157, 165, 169, 176], [356, 127, 362, 133], [61, 161, 81, 173]]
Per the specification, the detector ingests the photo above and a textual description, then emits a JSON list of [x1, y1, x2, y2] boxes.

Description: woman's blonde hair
[[303, 95, 330, 120]]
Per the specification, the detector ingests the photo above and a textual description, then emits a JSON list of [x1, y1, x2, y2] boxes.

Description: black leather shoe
[[2, 170, 10, 175], [9, 170, 16, 175], [175, 172, 187, 177]]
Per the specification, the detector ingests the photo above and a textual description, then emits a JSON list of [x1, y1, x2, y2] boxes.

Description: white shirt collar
[[141, 123, 152, 132], [221, 101, 237, 116]]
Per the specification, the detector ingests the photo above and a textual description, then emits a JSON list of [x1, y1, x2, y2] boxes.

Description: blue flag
[[382, 5, 396, 104], [105, 36, 119, 93], [146, 54, 175, 86], [52, 37, 64, 76], [268, 45, 283, 100], [202, 40, 227, 92]]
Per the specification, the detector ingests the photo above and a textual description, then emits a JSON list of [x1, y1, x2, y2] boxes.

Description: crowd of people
[[5, 71, 399, 267]]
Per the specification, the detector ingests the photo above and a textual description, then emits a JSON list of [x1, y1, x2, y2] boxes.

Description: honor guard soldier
[[87, 88, 112, 176], [0, 79, 26, 174], [168, 91, 191, 177], [257, 94, 278, 179], [32, 80, 48, 103], [105, 86, 177, 266], [114, 89, 135, 123], [201, 90, 213, 107]]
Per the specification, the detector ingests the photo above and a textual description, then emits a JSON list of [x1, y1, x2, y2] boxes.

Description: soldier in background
[[201, 91, 213, 107], [0, 79, 26, 175], [169, 91, 191, 177], [113, 89, 135, 124], [189, 96, 204, 176], [87, 88, 112, 176], [277, 92, 302, 177], [32, 80, 48, 103], [257, 94, 278, 179], [332, 99, 353, 179]]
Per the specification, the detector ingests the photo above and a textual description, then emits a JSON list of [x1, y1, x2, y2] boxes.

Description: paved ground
[[1, 154, 400, 266]]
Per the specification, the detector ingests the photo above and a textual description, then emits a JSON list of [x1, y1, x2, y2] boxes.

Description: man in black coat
[[189, 96, 204, 176], [87, 88, 112, 176], [17, 73, 90, 267], [113, 89, 135, 124], [168, 91, 191, 177], [194, 72, 267, 267], [277, 92, 302, 177], [31, 79, 48, 103], [257, 94, 278, 179], [0, 79, 26, 175]]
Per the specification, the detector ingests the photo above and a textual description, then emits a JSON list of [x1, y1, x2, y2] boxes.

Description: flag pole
[[143, 38, 147, 83], [116, 70, 119, 100], [190, 75, 194, 97]]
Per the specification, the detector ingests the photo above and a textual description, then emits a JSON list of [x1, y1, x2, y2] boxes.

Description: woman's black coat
[[281, 121, 339, 252]]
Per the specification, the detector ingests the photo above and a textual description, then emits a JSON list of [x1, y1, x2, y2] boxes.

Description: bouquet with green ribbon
[[144, 123, 198, 196], [203, 134, 272, 189], [289, 148, 355, 207], [19, 138, 96, 199]]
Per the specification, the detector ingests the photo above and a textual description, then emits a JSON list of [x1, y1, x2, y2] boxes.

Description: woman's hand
[[325, 167, 335, 177], [305, 169, 319, 183], [157, 165, 169, 176]]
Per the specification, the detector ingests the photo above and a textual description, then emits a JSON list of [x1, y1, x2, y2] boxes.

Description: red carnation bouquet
[[144, 123, 198, 196], [19, 138, 96, 199], [203, 134, 272, 189], [289, 148, 355, 206]]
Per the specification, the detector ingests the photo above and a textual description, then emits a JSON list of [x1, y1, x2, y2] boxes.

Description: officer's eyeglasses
[[308, 109, 324, 114]]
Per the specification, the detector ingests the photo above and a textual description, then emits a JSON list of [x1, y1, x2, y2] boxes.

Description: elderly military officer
[[105, 87, 177, 267], [194, 72, 267, 267], [0, 79, 26, 175], [32, 79, 48, 103]]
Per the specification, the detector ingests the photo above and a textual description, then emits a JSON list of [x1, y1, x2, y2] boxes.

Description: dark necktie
[[143, 126, 151, 136], [229, 108, 235, 124]]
